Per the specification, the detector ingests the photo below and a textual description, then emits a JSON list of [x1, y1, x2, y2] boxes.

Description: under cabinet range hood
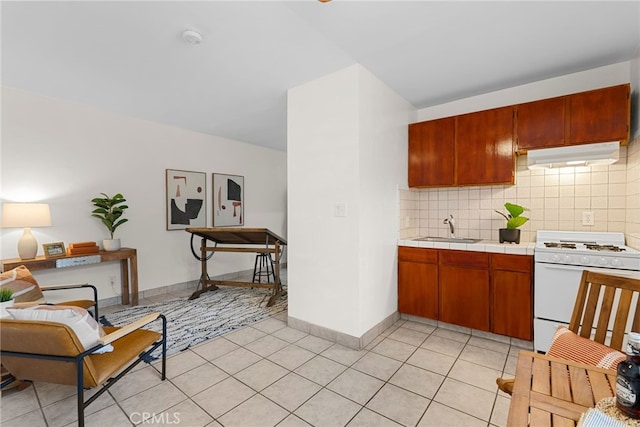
[[527, 141, 620, 169]]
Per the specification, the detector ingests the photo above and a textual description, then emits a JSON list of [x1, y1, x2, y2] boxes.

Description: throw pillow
[[0, 265, 45, 303], [6, 305, 113, 354], [547, 326, 626, 369]]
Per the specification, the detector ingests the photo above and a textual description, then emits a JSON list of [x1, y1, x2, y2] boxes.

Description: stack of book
[[67, 242, 100, 255]]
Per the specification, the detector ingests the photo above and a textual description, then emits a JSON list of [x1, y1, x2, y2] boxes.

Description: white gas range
[[534, 230, 640, 352]]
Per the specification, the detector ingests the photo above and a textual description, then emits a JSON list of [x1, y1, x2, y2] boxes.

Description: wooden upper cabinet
[[408, 118, 455, 187], [569, 84, 630, 145], [516, 96, 565, 150], [455, 106, 515, 186], [516, 84, 630, 151]]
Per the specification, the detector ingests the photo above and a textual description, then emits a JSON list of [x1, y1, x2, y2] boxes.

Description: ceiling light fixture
[[182, 30, 203, 45]]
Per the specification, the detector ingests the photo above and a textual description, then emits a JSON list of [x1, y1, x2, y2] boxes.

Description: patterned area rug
[[100, 285, 287, 360]]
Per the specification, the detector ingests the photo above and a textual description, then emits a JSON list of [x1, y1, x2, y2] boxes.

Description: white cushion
[[7, 305, 113, 354]]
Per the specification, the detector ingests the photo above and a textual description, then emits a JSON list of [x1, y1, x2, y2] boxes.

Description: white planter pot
[[103, 238, 121, 251], [0, 298, 15, 318]]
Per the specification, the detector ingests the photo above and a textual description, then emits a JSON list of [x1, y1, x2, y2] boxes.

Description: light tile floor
[[1, 285, 524, 427]]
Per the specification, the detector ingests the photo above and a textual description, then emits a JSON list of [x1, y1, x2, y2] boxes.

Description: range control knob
[[562, 255, 573, 264], [598, 257, 609, 266], [551, 254, 561, 262], [611, 258, 623, 267], [580, 256, 590, 265]]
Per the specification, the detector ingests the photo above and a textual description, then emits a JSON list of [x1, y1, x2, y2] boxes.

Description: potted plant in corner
[[91, 193, 129, 251], [495, 202, 529, 244]]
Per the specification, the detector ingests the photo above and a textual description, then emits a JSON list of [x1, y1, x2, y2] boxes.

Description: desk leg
[[267, 242, 283, 307], [189, 238, 217, 300], [130, 252, 139, 306], [120, 259, 130, 305]]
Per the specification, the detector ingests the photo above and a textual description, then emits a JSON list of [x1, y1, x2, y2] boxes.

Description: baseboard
[[399, 313, 533, 349], [288, 311, 400, 351], [98, 267, 259, 308]]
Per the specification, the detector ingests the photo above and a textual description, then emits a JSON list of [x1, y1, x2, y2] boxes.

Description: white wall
[[287, 65, 414, 338], [357, 67, 415, 331], [1, 87, 287, 300], [417, 62, 631, 122]]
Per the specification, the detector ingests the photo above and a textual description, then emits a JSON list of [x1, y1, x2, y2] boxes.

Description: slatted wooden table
[[507, 350, 617, 427]]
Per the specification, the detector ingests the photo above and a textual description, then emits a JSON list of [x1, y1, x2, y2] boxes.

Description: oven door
[[534, 262, 640, 352]]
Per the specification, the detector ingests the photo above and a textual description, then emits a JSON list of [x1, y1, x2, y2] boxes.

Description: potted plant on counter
[[91, 193, 129, 251], [495, 202, 529, 244]]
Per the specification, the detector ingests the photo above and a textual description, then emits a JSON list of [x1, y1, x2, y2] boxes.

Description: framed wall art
[[166, 169, 207, 230], [213, 173, 244, 226]]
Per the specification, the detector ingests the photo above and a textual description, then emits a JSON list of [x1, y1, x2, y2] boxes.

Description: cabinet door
[[490, 254, 533, 340], [439, 266, 490, 331], [398, 247, 438, 319], [569, 84, 630, 145], [398, 261, 438, 319], [516, 97, 566, 150], [456, 106, 515, 186], [439, 250, 490, 331], [492, 270, 532, 340], [408, 118, 455, 187]]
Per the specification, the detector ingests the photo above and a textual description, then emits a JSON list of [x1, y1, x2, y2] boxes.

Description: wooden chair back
[[569, 270, 640, 351]]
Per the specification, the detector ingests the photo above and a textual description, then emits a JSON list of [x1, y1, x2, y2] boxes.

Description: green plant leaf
[[91, 192, 129, 239], [505, 203, 524, 218], [507, 216, 529, 229]]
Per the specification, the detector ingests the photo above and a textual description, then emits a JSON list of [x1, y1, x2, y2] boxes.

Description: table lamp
[[1, 203, 52, 259]]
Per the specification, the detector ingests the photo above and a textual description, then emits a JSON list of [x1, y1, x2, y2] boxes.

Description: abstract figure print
[[213, 173, 244, 226], [166, 169, 206, 230]]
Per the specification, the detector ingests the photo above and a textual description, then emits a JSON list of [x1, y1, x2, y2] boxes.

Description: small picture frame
[[43, 242, 66, 258]]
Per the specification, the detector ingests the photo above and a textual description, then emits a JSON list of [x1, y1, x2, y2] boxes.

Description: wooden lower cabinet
[[439, 251, 490, 331], [398, 247, 438, 319], [398, 247, 533, 340], [491, 254, 533, 340]]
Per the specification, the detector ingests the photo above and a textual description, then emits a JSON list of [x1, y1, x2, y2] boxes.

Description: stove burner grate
[[544, 242, 577, 249], [584, 244, 626, 252]]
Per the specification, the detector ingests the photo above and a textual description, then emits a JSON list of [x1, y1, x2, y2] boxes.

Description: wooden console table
[[508, 350, 617, 426], [1, 248, 139, 306], [185, 228, 287, 307]]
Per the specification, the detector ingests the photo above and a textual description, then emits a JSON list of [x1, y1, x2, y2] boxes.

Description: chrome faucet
[[443, 214, 455, 238]]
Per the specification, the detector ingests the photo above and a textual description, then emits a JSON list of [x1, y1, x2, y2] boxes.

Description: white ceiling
[[2, 1, 639, 152]]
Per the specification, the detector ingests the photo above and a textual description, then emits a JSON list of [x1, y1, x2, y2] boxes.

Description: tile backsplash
[[400, 137, 640, 250]]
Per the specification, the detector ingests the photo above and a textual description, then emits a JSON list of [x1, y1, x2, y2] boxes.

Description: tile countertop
[[398, 238, 536, 255]]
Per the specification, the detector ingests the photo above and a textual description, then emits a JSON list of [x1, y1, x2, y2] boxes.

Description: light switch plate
[[334, 203, 346, 217]]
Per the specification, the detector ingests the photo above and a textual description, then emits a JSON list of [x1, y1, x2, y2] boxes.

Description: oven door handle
[[537, 263, 639, 277]]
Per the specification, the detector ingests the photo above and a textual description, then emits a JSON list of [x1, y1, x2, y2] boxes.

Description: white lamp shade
[[1, 203, 52, 259], [1, 203, 52, 228]]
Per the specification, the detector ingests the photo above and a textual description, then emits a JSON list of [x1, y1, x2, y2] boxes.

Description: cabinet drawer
[[491, 254, 532, 273], [398, 247, 437, 263], [439, 250, 488, 268]]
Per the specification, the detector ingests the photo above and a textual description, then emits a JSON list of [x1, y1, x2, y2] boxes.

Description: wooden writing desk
[[2, 248, 139, 306], [185, 228, 287, 307], [508, 350, 617, 427]]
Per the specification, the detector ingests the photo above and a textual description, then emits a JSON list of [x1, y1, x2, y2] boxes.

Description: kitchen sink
[[413, 236, 482, 244]]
